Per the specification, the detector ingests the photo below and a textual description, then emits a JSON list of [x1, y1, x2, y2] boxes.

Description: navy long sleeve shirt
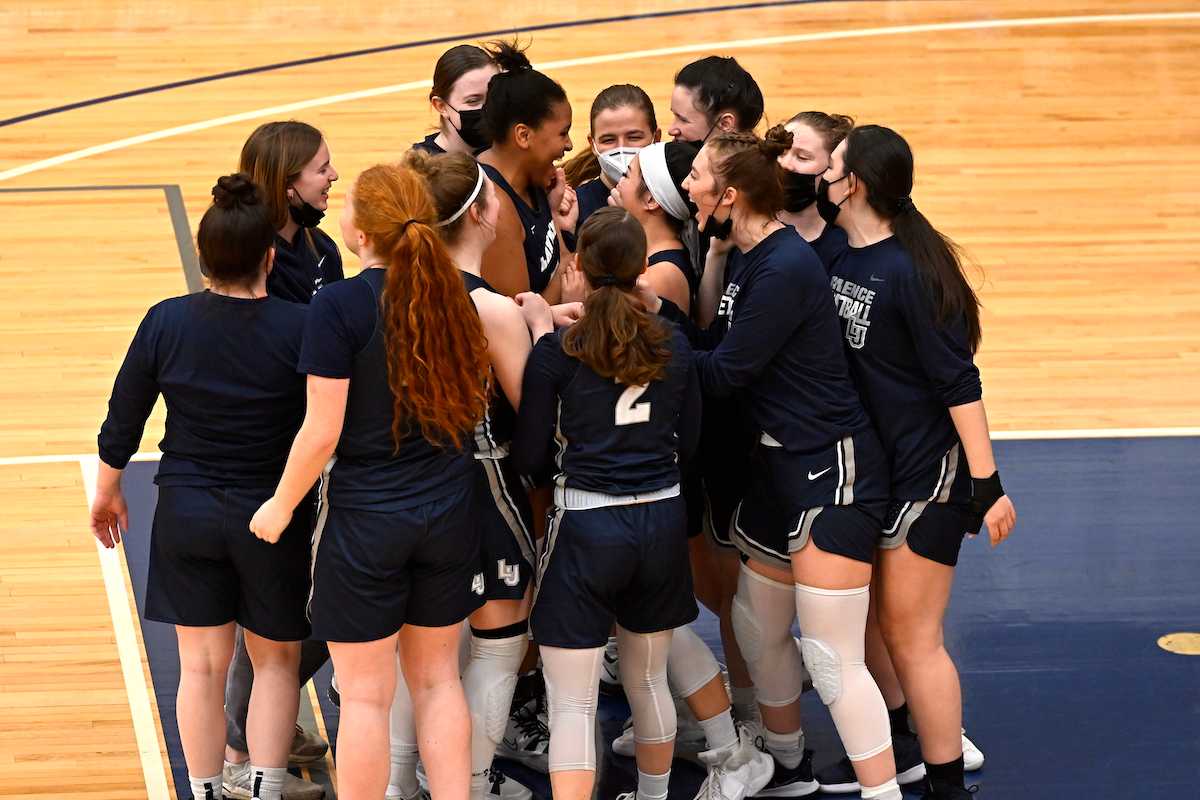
[[819, 234, 982, 499], [267, 227, 343, 304], [97, 292, 308, 487], [511, 324, 701, 495], [660, 226, 869, 453]]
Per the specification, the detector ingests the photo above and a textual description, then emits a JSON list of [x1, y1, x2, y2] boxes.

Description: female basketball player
[[92, 174, 311, 800], [239, 121, 341, 304], [641, 127, 904, 800], [412, 44, 499, 156], [511, 207, 700, 800], [395, 149, 546, 800], [249, 163, 492, 800], [814, 125, 1016, 800], [669, 56, 763, 146], [563, 84, 660, 232], [478, 41, 575, 299]]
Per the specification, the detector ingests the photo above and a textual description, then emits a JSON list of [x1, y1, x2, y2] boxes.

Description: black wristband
[[969, 471, 1005, 516]]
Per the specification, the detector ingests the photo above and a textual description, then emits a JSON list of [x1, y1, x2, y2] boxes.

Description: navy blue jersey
[[648, 247, 699, 306], [661, 226, 869, 453], [298, 268, 473, 511], [806, 222, 849, 274], [98, 292, 307, 487], [267, 226, 344, 304], [575, 178, 610, 233], [512, 325, 701, 495], [461, 270, 518, 457], [819, 234, 981, 500], [480, 163, 559, 293], [411, 133, 446, 155]]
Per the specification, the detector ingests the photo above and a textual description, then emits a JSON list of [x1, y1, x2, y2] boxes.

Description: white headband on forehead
[[436, 164, 486, 227], [638, 143, 691, 222]]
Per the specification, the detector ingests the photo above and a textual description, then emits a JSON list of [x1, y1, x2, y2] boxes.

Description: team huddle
[[90, 39, 1017, 800]]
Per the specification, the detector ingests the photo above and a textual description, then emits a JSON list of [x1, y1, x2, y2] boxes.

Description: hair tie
[[399, 219, 422, 233], [895, 196, 915, 213], [591, 275, 625, 288]]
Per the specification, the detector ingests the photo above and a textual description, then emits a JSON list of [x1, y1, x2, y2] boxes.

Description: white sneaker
[[485, 767, 533, 800], [694, 723, 776, 800], [221, 760, 324, 800], [962, 729, 984, 771], [600, 636, 623, 695], [611, 712, 707, 762]]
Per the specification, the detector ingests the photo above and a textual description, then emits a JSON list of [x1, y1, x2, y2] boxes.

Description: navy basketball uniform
[[574, 177, 611, 234], [659, 227, 889, 569], [462, 271, 537, 602], [821, 234, 981, 566], [512, 325, 701, 648], [411, 133, 447, 155], [267, 226, 343, 304], [479, 163, 560, 294], [97, 292, 312, 640], [299, 268, 483, 642]]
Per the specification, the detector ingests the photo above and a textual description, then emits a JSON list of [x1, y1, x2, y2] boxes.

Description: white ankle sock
[[189, 774, 223, 800], [249, 765, 286, 800], [763, 727, 805, 769], [861, 778, 902, 800], [730, 686, 757, 723], [636, 768, 670, 800], [697, 708, 738, 753]]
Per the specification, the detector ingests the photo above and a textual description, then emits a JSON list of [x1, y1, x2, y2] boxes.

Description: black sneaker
[[816, 731, 926, 793], [751, 749, 818, 797], [327, 679, 340, 708]]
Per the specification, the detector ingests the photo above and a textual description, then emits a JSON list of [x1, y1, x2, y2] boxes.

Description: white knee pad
[[794, 584, 891, 761], [464, 631, 527, 777], [666, 625, 721, 699], [617, 627, 676, 745], [542, 645, 602, 772], [734, 564, 805, 707]]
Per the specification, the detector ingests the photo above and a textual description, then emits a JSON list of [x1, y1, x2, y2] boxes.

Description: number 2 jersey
[[511, 322, 702, 496]]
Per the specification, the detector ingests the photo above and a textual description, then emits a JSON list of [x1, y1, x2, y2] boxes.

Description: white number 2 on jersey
[[615, 384, 651, 426]]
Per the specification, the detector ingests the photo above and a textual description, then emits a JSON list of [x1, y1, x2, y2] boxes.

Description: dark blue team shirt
[[648, 248, 700, 306], [298, 268, 474, 511], [806, 222, 849, 271], [575, 178, 610, 233], [98, 292, 307, 487], [512, 325, 702, 495], [480, 163, 559, 293], [267, 226, 343, 304], [818, 234, 981, 499], [411, 133, 446, 155], [661, 226, 869, 453]]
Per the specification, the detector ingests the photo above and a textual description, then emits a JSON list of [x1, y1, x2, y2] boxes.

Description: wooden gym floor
[[1, 1, 1197, 797]]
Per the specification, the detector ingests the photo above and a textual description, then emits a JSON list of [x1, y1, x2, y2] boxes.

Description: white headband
[[437, 165, 485, 227], [638, 143, 691, 222]]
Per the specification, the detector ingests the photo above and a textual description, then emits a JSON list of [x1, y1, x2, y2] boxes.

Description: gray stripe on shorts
[[732, 503, 791, 570], [306, 457, 336, 621], [788, 506, 824, 554], [880, 500, 928, 550], [937, 444, 961, 503], [842, 435, 856, 506], [531, 507, 566, 608]]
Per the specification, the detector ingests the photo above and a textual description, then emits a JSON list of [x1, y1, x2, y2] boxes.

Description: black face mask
[[816, 173, 851, 225], [782, 170, 821, 213], [450, 105, 489, 151], [700, 190, 734, 241], [288, 187, 325, 228]]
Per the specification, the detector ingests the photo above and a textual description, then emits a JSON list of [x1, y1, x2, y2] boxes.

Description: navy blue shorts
[[880, 500, 973, 567], [146, 484, 313, 641], [474, 457, 536, 602], [697, 400, 756, 547], [309, 478, 484, 642], [731, 428, 890, 568], [531, 495, 698, 648]]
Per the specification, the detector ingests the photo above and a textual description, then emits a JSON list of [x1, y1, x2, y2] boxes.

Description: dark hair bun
[[211, 172, 261, 210], [486, 39, 531, 73], [760, 124, 793, 159]]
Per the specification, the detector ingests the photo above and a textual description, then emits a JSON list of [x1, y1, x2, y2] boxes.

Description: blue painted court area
[[118, 436, 1200, 799]]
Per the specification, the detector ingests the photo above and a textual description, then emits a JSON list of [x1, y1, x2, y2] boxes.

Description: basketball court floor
[[1, 2, 1197, 798]]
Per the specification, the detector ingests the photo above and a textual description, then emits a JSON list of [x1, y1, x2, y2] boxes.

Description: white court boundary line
[[2, 426, 1195, 467], [2, 10, 1199, 182], [78, 455, 172, 800]]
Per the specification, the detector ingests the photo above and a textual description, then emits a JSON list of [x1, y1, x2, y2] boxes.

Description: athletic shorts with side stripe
[[731, 428, 890, 569], [531, 491, 697, 648], [881, 442, 974, 566], [474, 456, 536, 601]]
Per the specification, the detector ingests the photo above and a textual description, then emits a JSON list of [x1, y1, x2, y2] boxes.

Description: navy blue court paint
[[118, 437, 1200, 799], [0, 0, 858, 129]]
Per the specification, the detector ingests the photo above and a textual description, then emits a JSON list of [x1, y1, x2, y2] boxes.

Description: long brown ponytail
[[562, 207, 672, 386], [350, 164, 490, 448]]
